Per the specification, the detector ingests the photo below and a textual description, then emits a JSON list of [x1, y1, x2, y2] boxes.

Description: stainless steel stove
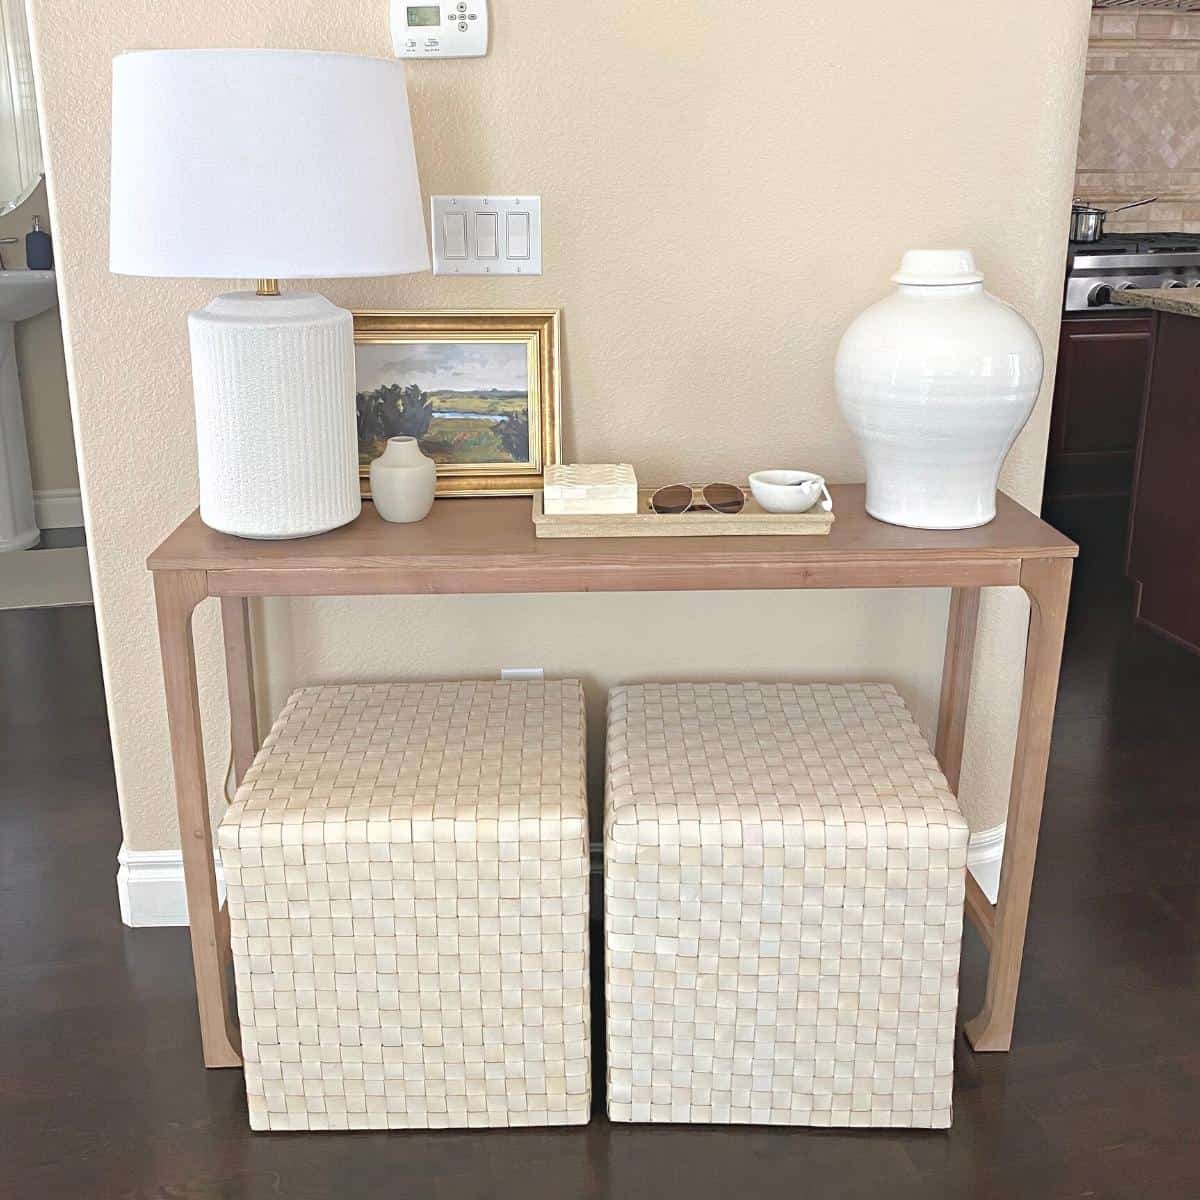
[[1065, 233, 1200, 311]]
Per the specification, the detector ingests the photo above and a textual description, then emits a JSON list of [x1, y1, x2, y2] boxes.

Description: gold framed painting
[[353, 309, 561, 498]]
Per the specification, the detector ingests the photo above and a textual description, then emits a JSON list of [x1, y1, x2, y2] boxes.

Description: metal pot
[[1070, 196, 1159, 242]]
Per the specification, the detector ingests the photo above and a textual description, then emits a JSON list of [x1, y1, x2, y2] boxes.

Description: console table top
[[148, 485, 1076, 589]]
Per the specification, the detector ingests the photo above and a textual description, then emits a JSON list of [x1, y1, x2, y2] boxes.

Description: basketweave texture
[[217, 680, 591, 1131], [605, 682, 969, 1129]]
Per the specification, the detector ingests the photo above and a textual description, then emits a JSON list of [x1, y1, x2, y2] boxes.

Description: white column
[[0, 320, 39, 552]]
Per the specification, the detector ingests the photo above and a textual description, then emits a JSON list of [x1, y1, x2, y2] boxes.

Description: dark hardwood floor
[[2, 497, 1199, 1199], [28, 525, 88, 550]]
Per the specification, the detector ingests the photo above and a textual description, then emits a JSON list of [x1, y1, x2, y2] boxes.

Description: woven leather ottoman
[[218, 680, 590, 1131], [604, 682, 969, 1128]]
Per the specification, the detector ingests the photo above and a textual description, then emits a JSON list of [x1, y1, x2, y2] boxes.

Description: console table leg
[[220, 596, 260, 787], [936, 586, 981, 793], [965, 556, 1072, 1052], [154, 569, 242, 1068]]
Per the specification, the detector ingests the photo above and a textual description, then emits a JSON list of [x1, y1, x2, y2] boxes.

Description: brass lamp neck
[[256, 278, 280, 297]]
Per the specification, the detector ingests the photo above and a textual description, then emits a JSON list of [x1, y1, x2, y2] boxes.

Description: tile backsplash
[[1080, 5, 1200, 231]]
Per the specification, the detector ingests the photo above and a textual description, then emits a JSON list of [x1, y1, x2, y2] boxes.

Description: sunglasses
[[648, 483, 747, 515]]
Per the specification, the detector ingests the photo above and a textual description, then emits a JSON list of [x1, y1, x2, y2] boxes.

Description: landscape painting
[[353, 310, 561, 497], [356, 340, 534, 472]]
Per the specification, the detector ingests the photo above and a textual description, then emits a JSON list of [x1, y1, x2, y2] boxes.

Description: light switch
[[475, 212, 499, 259], [431, 196, 541, 275], [506, 211, 530, 259], [443, 211, 468, 259]]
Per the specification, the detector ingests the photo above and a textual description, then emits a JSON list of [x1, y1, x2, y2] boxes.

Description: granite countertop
[[1110, 287, 1200, 318]]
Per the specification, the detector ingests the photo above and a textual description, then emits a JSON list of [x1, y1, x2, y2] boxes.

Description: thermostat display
[[392, 0, 489, 58]]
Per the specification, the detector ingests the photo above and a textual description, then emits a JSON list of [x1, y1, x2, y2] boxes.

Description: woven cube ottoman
[[217, 679, 591, 1131], [604, 682, 969, 1128]]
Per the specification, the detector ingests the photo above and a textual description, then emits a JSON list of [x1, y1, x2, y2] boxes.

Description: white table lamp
[[110, 49, 429, 539]]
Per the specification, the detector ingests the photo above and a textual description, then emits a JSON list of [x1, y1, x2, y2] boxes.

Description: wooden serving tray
[[532, 489, 834, 538]]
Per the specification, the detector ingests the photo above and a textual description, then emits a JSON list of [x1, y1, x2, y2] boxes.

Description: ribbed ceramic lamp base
[[188, 291, 362, 540]]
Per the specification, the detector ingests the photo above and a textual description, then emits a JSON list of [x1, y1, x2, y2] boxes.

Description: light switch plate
[[431, 196, 542, 275]]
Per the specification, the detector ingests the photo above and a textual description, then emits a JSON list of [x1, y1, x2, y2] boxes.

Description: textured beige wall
[[28, 0, 1091, 851], [1079, 6, 1200, 230], [0, 178, 76, 493]]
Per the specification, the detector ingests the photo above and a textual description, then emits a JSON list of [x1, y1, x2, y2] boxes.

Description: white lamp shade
[[110, 49, 429, 280]]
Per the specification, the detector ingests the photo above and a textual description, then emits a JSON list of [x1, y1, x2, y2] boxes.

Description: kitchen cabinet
[[1126, 310, 1200, 656], [1044, 314, 1154, 500]]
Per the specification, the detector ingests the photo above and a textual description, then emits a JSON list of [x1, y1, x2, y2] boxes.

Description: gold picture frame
[[353, 309, 561, 498]]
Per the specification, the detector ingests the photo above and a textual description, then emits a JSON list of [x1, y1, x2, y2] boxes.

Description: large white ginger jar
[[835, 249, 1043, 530]]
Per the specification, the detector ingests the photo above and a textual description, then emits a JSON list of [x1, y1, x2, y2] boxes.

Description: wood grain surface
[[149, 486, 1076, 576]]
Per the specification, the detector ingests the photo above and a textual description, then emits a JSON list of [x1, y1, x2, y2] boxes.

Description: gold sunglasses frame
[[648, 483, 747, 515]]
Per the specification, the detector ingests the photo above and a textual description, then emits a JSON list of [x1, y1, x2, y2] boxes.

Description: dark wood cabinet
[[1044, 314, 1155, 500], [1126, 311, 1200, 656]]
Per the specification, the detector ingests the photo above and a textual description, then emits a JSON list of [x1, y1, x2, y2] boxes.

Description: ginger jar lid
[[891, 249, 984, 286]]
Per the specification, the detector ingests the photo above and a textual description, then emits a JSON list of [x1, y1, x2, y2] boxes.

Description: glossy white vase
[[369, 436, 436, 523], [835, 249, 1044, 530]]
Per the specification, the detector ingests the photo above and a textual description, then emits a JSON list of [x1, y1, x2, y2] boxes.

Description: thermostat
[[392, 0, 488, 58]]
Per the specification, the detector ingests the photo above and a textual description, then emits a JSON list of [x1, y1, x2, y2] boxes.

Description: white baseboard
[[117, 844, 224, 928], [967, 822, 1005, 904], [118, 827, 1004, 929], [34, 487, 83, 529]]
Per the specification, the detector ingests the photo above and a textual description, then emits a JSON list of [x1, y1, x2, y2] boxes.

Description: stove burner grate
[[1070, 232, 1200, 256]]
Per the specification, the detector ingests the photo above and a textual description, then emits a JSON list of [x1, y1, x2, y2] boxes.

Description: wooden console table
[[148, 485, 1077, 1068]]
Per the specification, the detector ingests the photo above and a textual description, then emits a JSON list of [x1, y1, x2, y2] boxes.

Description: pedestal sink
[[0, 270, 58, 552]]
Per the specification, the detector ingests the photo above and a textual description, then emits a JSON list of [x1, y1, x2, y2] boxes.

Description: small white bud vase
[[835, 249, 1044, 530], [368, 437, 437, 524]]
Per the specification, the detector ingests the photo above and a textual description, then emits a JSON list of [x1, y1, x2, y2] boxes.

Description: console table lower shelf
[[146, 485, 1078, 1068]]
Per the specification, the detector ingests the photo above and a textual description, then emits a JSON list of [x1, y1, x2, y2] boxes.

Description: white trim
[[967, 822, 1005, 904], [33, 487, 83, 529], [116, 844, 224, 928]]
